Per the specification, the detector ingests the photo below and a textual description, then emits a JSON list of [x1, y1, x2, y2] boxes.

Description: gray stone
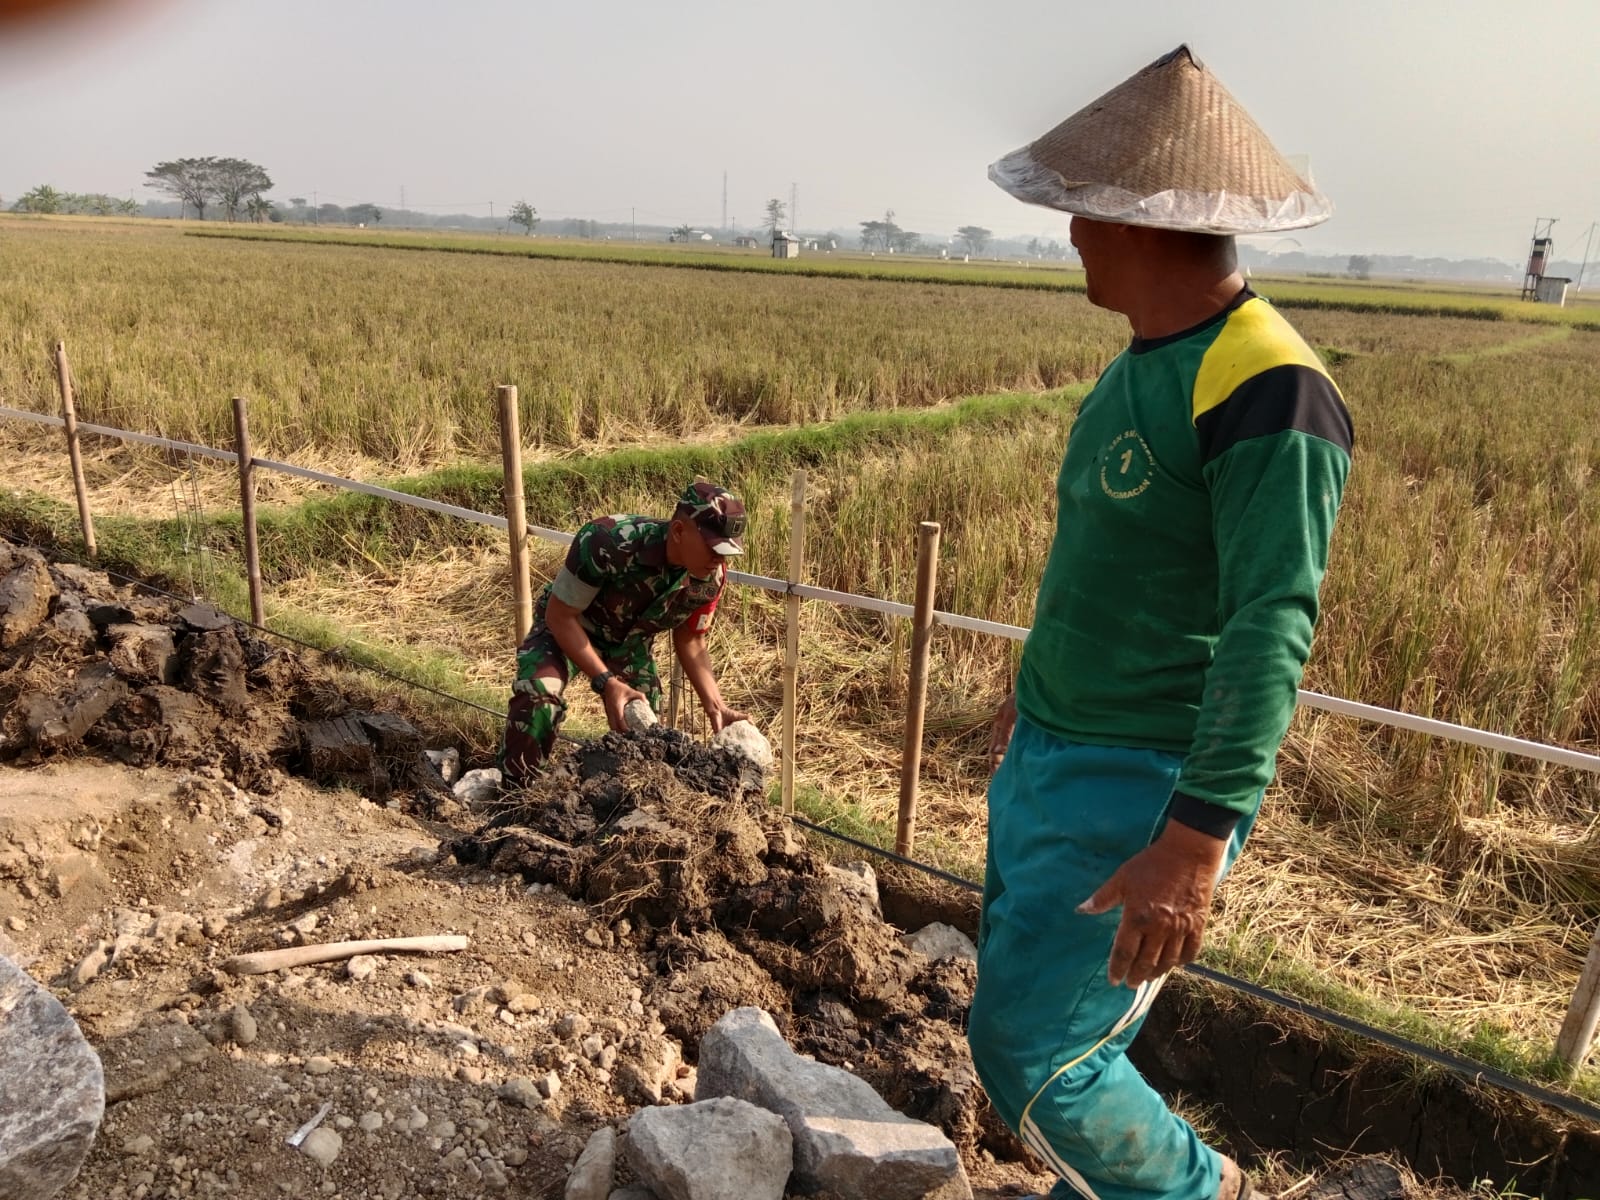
[[0, 954, 105, 1199], [826, 860, 881, 920], [565, 1126, 617, 1200], [69, 941, 111, 989], [452, 767, 503, 807], [623, 699, 658, 732], [498, 1077, 543, 1109], [225, 1005, 258, 1046], [902, 922, 978, 964], [710, 720, 773, 770], [626, 1098, 791, 1200], [426, 747, 462, 785], [346, 954, 378, 981], [299, 1126, 342, 1168], [697, 1007, 962, 1200]]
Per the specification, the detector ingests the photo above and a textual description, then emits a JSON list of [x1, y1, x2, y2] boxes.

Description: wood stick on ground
[[223, 935, 470, 975]]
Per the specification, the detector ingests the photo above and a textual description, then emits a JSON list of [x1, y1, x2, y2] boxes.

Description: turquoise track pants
[[969, 716, 1256, 1200]]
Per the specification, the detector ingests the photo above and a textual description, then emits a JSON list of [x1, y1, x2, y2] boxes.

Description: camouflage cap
[[674, 481, 746, 556]]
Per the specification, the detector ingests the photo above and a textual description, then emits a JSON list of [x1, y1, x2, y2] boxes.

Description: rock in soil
[[0, 954, 105, 1200], [627, 1097, 793, 1200], [565, 1125, 618, 1200], [697, 1006, 967, 1200]]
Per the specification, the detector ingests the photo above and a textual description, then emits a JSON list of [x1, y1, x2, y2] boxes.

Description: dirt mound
[[0, 539, 450, 802], [451, 729, 997, 1159]]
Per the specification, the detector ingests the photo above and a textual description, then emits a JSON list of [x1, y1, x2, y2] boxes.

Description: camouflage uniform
[[501, 512, 726, 784]]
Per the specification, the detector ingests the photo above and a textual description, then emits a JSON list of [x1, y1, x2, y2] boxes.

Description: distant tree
[[317, 202, 346, 224], [13, 184, 64, 213], [146, 158, 221, 220], [956, 225, 992, 256], [245, 194, 274, 223], [211, 158, 272, 222], [116, 197, 139, 216], [1347, 254, 1373, 280], [858, 210, 903, 252], [346, 202, 382, 225], [509, 200, 539, 235], [890, 227, 922, 254], [288, 196, 307, 209], [1027, 237, 1041, 258], [669, 223, 694, 241], [764, 197, 786, 243]]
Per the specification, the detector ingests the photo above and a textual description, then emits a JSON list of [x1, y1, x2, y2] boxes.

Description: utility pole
[[632, 206, 636, 241], [489, 201, 494, 221], [1577, 221, 1597, 292], [312, 190, 318, 224], [790, 182, 798, 234], [722, 171, 728, 229], [400, 185, 406, 225]]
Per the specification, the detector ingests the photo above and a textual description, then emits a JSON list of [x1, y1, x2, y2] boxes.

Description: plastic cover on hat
[[989, 45, 1332, 235], [988, 150, 1331, 233]]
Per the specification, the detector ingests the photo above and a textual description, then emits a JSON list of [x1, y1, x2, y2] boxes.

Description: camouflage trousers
[[500, 624, 662, 786]]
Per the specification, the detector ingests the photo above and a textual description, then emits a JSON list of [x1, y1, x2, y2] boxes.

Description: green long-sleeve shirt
[[1015, 288, 1352, 835]]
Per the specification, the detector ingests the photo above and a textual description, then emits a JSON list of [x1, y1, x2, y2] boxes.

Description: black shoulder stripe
[[1194, 363, 1353, 465]]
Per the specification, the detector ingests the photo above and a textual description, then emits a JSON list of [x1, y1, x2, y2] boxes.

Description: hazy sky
[[3, 0, 1597, 261]]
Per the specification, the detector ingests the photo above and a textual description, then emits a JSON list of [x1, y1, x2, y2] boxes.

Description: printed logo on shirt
[[1100, 429, 1155, 500]]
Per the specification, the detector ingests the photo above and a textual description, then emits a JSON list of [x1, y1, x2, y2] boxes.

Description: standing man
[[972, 47, 1352, 1200], [501, 481, 750, 785]]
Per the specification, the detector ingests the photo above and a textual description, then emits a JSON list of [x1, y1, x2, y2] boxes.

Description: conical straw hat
[[989, 45, 1330, 234]]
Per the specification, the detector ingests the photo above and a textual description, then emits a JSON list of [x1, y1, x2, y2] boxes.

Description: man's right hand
[[600, 675, 648, 733], [989, 693, 1017, 773]]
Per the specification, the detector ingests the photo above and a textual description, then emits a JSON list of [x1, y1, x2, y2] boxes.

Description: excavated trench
[[2, 535, 1597, 1197]]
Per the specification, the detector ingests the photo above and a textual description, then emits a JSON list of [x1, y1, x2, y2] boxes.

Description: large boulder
[[626, 1097, 791, 1200], [0, 955, 105, 1199], [696, 1007, 968, 1200]]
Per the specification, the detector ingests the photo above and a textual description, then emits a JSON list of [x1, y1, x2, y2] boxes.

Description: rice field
[[4, 216, 1600, 1093]]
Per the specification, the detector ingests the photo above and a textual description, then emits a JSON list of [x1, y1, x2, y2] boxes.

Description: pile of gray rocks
[[566, 1006, 972, 1200]]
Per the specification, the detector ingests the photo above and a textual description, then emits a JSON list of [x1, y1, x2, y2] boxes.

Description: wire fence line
[[6, 402, 1599, 777], [9, 400, 1600, 1078]]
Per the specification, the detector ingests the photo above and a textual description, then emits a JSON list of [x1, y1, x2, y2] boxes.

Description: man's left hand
[[1077, 820, 1227, 988], [707, 705, 750, 733]]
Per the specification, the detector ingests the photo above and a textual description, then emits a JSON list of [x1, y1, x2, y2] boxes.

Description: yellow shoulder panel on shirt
[[1192, 297, 1333, 423]]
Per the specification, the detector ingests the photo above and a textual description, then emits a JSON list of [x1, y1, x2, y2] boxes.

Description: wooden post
[[780, 469, 807, 815], [896, 521, 941, 856], [53, 342, 97, 559], [1556, 921, 1600, 1073], [666, 657, 684, 729], [231, 397, 264, 626], [498, 385, 533, 646]]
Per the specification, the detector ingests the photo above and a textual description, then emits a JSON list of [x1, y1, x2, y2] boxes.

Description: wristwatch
[[590, 670, 616, 695]]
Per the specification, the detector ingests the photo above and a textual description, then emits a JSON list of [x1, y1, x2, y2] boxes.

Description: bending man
[[501, 481, 750, 784]]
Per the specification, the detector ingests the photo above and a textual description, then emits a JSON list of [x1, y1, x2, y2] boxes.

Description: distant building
[[772, 231, 800, 259], [733, 235, 760, 249], [1535, 276, 1571, 306]]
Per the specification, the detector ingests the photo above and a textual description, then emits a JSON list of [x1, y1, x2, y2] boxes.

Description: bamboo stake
[[666, 656, 684, 729], [896, 521, 941, 856], [223, 935, 470, 975], [231, 397, 264, 626], [780, 469, 807, 814], [53, 341, 97, 559], [498, 384, 533, 645], [1556, 921, 1600, 1072]]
